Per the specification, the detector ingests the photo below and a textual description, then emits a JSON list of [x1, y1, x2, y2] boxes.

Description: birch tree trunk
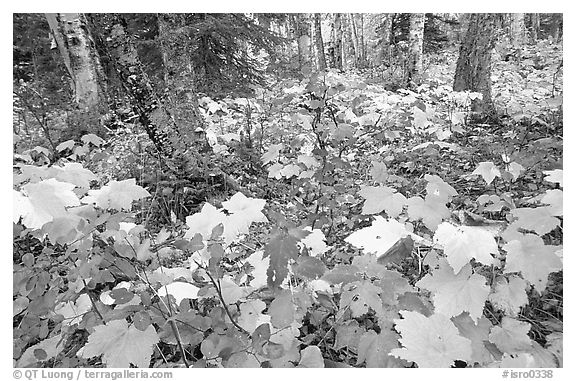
[[381, 14, 393, 66], [342, 14, 356, 70], [349, 14, 361, 67], [453, 13, 498, 121], [313, 14, 327, 70], [407, 13, 425, 87], [510, 13, 526, 48], [294, 14, 312, 70], [45, 13, 107, 114]]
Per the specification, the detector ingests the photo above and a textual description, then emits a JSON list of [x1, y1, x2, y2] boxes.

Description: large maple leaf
[[406, 194, 451, 231], [184, 203, 226, 241], [83, 179, 150, 211], [488, 317, 533, 355], [16, 334, 65, 367], [488, 276, 528, 316], [391, 310, 472, 367], [79, 320, 159, 367], [17, 179, 80, 229], [451, 313, 494, 365], [425, 174, 457, 202], [345, 216, 413, 256], [471, 161, 501, 185], [264, 230, 300, 288], [503, 234, 562, 293], [416, 259, 490, 322], [358, 185, 407, 217], [357, 330, 405, 368], [433, 222, 498, 273], [338, 280, 384, 320]]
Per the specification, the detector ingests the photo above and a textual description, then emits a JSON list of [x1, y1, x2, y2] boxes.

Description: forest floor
[[13, 40, 563, 368]]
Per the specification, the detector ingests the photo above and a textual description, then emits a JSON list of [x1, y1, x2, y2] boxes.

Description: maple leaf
[[299, 227, 330, 256], [391, 310, 472, 367], [508, 207, 561, 236], [370, 161, 389, 184], [488, 317, 533, 355], [321, 264, 361, 286], [18, 179, 80, 229], [338, 280, 384, 320], [425, 174, 457, 202], [406, 194, 451, 231], [219, 276, 249, 305], [358, 185, 407, 217], [472, 161, 501, 185], [56, 139, 75, 152], [451, 313, 494, 365], [157, 281, 200, 304], [357, 330, 404, 368], [297, 154, 320, 168], [543, 169, 563, 187], [238, 300, 269, 334], [416, 260, 490, 322], [184, 203, 226, 241], [335, 320, 366, 351], [297, 346, 324, 368], [280, 163, 302, 178], [433, 222, 498, 273], [81, 133, 105, 146], [267, 163, 283, 179], [488, 276, 528, 316], [262, 143, 283, 164], [246, 250, 269, 289], [503, 234, 562, 293], [54, 293, 92, 326], [541, 189, 563, 216], [345, 216, 412, 256], [268, 290, 295, 328], [222, 192, 268, 242], [16, 334, 65, 367], [83, 179, 150, 211], [504, 161, 525, 181], [376, 269, 414, 305], [53, 163, 97, 189], [79, 320, 159, 367], [264, 231, 300, 288]]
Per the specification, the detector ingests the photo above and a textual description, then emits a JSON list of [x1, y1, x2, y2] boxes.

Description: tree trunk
[[358, 14, 366, 68], [329, 13, 343, 71], [407, 13, 425, 87], [342, 14, 356, 69], [528, 13, 540, 44], [453, 13, 498, 121], [349, 14, 361, 67], [381, 14, 393, 66], [510, 13, 526, 48], [45, 13, 108, 132], [294, 14, 312, 70], [157, 14, 204, 138], [313, 14, 327, 70], [106, 14, 186, 156]]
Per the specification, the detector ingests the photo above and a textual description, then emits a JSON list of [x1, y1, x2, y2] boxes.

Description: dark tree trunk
[[453, 13, 498, 121], [528, 13, 540, 44], [329, 13, 343, 71], [313, 14, 327, 70]]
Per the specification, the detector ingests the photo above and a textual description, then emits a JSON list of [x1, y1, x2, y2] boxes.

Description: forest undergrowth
[[13, 39, 563, 369]]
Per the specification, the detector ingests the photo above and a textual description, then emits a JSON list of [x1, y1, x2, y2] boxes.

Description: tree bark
[[510, 13, 526, 48], [328, 13, 343, 70], [294, 14, 312, 70], [381, 14, 393, 66], [407, 13, 425, 87], [45, 13, 107, 113], [313, 14, 327, 70], [453, 13, 498, 121], [106, 14, 185, 156], [528, 13, 540, 44], [342, 14, 356, 69], [349, 14, 361, 67]]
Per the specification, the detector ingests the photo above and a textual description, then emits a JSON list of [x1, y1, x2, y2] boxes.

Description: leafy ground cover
[[13, 42, 562, 368]]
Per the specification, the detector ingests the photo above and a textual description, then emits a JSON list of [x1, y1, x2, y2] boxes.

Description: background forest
[[13, 13, 563, 369]]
